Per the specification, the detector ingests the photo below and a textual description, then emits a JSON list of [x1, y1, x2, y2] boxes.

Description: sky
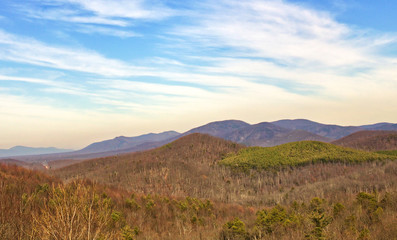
[[0, 0, 396, 149]]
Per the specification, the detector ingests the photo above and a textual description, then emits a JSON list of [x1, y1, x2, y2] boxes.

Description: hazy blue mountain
[[183, 120, 250, 138], [182, 120, 330, 147], [223, 122, 331, 146], [224, 122, 290, 145], [0, 146, 72, 158], [359, 122, 397, 131], [271, 119, 361, 140], [76, 131, 180, 154]]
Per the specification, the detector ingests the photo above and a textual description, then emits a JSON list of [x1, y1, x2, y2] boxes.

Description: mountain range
[[2, 119, 397, 161]]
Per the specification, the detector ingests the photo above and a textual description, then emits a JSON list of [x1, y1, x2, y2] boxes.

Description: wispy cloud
[[64, 0, 176, 21], [75, 25, 139, 38], [0, 28, 255, 93], [13, 0, 175, 27], [94, 79, 213, 97], [171, 0, 394, 68], [0, 29, 147, 76], [166, 0, 397, 97], [0, 74, 75, 89]]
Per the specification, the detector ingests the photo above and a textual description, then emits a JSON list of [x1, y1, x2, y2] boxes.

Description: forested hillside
[[220, 141, 396, 170], [333, 130, 397, 151]]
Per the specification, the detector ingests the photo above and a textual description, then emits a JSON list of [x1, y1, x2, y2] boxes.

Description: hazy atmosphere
[[1, 0, 396, 149]]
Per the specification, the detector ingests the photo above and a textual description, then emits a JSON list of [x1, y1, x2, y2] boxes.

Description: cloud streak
[[0, 29, 148, 77], [65, 0, 176, 21], [75, 25, 139, 38], [14, 0, 176, 27], [171, 0, 396, 67]]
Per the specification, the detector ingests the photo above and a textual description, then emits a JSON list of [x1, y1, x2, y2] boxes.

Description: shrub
[[220, 217, 248, 240]]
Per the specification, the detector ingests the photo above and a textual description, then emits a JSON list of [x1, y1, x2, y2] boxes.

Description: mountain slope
[[0, 146, 72, 158], [359, 122, 397, 131], [224, 122, 330, 146], [53, 133, 244, 199], [76, 131, 180, 154], [272, 119, 360, 140], [0, 158, 28, 166], [332, 130, 397, 151], [224, 122, 290, 145], [220, 141, 397, 170]]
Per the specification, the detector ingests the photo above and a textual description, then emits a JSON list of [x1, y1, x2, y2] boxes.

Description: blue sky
[[0, 0, 396, 149]]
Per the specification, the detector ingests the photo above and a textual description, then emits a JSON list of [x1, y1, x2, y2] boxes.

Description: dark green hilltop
[[220, 141, 397, 170]]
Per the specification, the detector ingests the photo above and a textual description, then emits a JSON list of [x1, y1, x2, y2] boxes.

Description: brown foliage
[[0, 164, 60, 238], [1, 163, 256, 240]]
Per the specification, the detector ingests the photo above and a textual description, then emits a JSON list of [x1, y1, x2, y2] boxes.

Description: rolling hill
[[52, 133, 245, 200], [220, 141, 397, 170], [0, 158, 29, 167], [332, 130, 397, 151]]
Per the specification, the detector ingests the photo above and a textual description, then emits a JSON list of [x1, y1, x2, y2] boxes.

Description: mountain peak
[[184, 119, 250, 138]]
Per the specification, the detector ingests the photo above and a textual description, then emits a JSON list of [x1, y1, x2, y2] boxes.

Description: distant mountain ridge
[[0, 146, 72, 158], [359, 122, 397, 131], [271, 119, 360, 139], [272, 119, 397, 139], [4, 118, 397, 163], [221, 122, 330, 147], [76, 131, 180, 154]]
